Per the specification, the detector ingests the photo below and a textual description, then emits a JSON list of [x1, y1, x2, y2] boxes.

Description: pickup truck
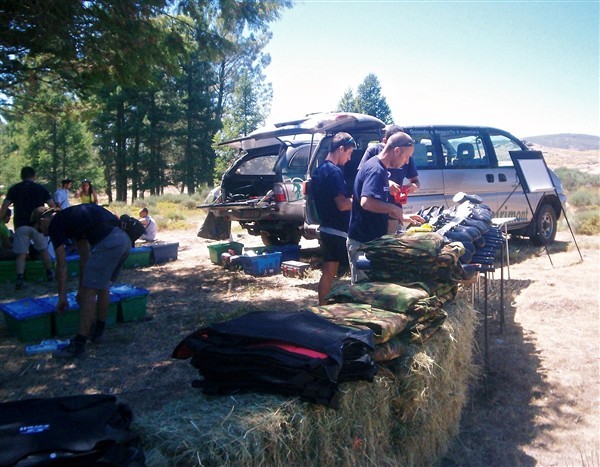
[[198, 113, 385, 245]]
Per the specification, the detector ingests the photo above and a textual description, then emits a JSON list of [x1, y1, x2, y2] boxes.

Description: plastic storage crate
[[122, 247, 152, 269], [150, 242, 179, 264], [36, 293, 119, 337], [244, 244, 301, 262], [207, 241, 244, 265], [0, 261, 16, 284], [240, 252, 282, 277], [24, 260, 55, 283], [281, 260, 310, 278], [0, 299, 55, 342], [110, 284, 149, 322], [66, 254, 80, 278]]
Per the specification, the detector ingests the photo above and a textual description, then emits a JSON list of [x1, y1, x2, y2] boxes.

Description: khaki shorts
[[12, 226, 49, 254]]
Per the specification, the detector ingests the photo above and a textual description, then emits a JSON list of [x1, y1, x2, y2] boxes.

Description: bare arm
[[360, 196, 404, 220], [334, 193, 352, 212]]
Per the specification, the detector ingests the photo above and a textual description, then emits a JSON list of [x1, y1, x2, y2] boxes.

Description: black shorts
[[320, 232, 349, 265]]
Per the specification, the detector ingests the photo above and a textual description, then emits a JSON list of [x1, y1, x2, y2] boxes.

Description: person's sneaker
[[53, 341, 85, 358], [15, 277, 24, 290], [46, 269, 55, 282], [90, 321, 105, 345], [90, 332, 103, 345]]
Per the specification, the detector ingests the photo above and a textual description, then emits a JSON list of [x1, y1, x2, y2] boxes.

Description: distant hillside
[[523, 133, 600, 151]]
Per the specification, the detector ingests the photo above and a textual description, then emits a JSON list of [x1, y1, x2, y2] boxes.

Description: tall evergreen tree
[[355, 74, 393, 124], [337, 88, 357, 113]]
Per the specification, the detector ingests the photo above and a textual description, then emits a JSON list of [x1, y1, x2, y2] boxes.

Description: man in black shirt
[[0, 167, 56, 289], [31, 204, 131, 358]]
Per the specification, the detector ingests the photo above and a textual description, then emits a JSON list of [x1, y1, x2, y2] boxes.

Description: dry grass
[[135, 301, 477, 466]]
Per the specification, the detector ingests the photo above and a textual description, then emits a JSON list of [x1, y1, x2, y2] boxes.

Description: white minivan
[[305, 124, 565, 245]]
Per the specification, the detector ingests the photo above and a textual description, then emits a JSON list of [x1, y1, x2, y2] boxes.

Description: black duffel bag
[[0, 394, 145, 466]]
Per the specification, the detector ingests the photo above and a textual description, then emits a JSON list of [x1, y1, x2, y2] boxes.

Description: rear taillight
[[273, 186, 286, 202]]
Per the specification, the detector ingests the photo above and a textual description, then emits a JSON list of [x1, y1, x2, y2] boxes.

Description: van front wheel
[[530, 203, 557, 245]]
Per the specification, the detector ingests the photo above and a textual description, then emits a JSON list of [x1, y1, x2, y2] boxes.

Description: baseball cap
[[30, 206, 58, 228]]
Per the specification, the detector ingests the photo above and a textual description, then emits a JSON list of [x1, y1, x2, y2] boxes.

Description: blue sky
[[263, 0, 600, 138]]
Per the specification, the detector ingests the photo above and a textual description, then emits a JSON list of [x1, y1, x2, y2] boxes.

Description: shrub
[[555, 168, 600, 192], [568, 187, 600, 208], [574, 208, 600, 236]]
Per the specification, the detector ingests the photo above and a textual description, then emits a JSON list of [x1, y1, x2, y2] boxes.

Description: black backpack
[[0, 394, 145, 466], [119, 215, 146, 244]]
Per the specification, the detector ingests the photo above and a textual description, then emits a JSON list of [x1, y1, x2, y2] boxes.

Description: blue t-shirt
[[48, 204, 119, 248], [359, 143, 418, 185], [348, 156, 390, 243], [311, 160, 350, 233]]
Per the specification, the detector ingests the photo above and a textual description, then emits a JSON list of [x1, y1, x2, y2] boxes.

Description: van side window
[[440, 132, 488, 168], [490, 134, 522, 167], [411, 137, 435, 169]]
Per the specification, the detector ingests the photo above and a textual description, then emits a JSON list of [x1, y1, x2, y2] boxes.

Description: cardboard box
[[240, 252, 282, 276], [282, 260, 310, 278], [0, 261, 16, 284], [110, 284, 149, 322], [122, 247, 152, 269], [207, 241, 244, 265], [150, 242, 179, 264], [0, 299, 54, 342]]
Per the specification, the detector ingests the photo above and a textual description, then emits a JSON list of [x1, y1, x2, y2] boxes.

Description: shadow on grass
[[443, 276, 551, 466]]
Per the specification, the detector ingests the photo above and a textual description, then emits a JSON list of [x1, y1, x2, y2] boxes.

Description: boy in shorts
[[311, 132, 356, 305]]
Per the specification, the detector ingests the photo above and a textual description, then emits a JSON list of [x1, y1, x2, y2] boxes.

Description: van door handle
[[498, 173, 507, 182], [486, 174, 495, 183]]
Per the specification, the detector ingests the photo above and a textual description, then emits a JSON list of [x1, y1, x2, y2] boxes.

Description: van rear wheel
[[530, 203, 557, 245], [261, 228, 302, 246]]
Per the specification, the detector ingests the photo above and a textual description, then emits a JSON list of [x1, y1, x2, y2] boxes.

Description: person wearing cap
[[347, 132, 425, 284], [54, 178, 73, 210], [138, 207, 157, 242], [311, 132, 356, 305], [76, 179, 99, 204], [358, 124, 421, 234], [31, 203, 131, 358], [0, 166, 56, 289]]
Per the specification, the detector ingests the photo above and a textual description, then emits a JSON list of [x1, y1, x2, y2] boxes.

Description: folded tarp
[[172, 310, 376, 409]]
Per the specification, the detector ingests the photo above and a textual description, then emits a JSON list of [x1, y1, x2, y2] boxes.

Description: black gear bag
[[0, 394, 145, 466]]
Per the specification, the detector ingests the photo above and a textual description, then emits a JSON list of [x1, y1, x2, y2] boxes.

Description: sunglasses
[[394, 139, 414, 148]]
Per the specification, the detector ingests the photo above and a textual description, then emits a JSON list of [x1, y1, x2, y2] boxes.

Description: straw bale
[[136, 301, 477, 466]]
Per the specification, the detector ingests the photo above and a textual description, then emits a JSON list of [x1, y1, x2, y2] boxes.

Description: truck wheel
[[261, 228, 302, 246], [530, 203, 557, 245]]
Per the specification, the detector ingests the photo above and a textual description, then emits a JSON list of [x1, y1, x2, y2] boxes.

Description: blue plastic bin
[[240, 252, 282, 276], [0, 299, 55, 342], [150, 242, 179, 264], [110, 284, 149, 322], [122, 247, 152, 269], [244, 244, 300, 262]]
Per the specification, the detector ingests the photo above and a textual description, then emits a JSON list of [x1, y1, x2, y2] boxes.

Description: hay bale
[[136, 301, 477, 466]]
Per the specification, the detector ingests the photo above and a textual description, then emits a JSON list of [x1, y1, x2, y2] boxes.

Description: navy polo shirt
[[311, 160, 350, 233], [348, 156, 390, 243], [359, 143, 418, 185]]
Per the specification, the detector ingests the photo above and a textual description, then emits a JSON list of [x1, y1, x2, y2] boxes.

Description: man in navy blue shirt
[[359, 124, 420, 234], [31, 204, 131, 358], [348, 132, 424, 283], [311, 132, 356, 304]]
